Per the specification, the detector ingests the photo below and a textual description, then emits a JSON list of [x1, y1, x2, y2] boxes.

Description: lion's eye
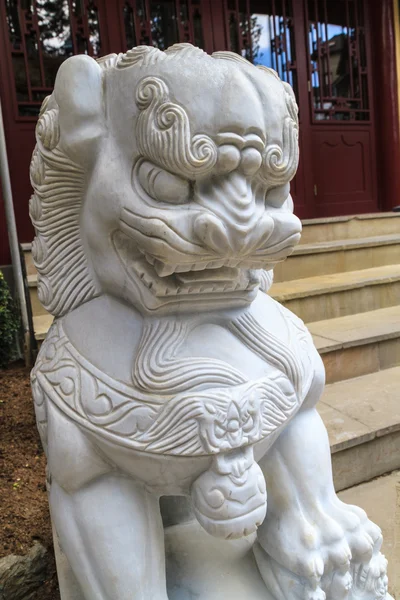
[[137, 160, 191, 204]]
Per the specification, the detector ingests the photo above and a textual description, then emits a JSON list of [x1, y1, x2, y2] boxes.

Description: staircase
[[23, 212, 400, 490], [271, 212, 400, 491], [22, 243, 54, 342]]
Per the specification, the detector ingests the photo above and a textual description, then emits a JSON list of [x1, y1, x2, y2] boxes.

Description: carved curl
[[260, 90, 299, 187], [212, 58, 300, 188], [35, 108, 60, 150], [135, 76, 217, 178], [116, 43, 208, 70]]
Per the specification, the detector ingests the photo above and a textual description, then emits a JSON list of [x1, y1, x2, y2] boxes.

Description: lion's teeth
[[223, 283, 235, 292], [200, 284, 215, 293], [210, 259, 225, 269], [174, 264, 191, 273], [145, 253, 155, 265], [153, 260, 176, 277]]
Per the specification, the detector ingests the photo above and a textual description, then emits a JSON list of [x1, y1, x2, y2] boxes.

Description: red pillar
[[370, 0, 400, 211]]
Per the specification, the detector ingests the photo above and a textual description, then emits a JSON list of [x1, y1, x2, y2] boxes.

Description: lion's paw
[[257, 502, 352, 584], [256, 495, 386, 600], [329, 498, 383, 564]]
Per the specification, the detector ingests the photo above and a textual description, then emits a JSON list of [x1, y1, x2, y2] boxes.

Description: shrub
[[0, 271, 20, 367]]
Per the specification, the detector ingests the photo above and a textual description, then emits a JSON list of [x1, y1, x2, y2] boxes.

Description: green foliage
[[0, 271, 20, 368]]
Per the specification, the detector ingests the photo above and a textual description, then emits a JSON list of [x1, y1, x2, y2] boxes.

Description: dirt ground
[[0, 361, 60, 599]]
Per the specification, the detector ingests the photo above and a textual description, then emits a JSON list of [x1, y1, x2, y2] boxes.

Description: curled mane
[[29, 97, 100, 316]]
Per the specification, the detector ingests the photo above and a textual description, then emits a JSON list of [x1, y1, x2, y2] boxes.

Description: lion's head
[[30, 44, 301, 316]]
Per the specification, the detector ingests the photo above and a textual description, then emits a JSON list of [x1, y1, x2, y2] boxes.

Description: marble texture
[[29, 43, 391, 599]]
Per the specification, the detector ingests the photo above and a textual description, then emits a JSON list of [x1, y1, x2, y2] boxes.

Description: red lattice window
[[223, 0, 298, 100], [307, 0, 370, 121], [122, 0, 205, 51], [5, 0, 103, 118]]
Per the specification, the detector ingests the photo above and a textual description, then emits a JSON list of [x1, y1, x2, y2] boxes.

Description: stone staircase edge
[[293, 232, 400, 256], [271, 264, 400, 301]]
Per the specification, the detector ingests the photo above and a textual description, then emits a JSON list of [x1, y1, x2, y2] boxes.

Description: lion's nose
[[194, 213, 234, 254], [194, 212, 272, 255], [193, 172, 274, 255]]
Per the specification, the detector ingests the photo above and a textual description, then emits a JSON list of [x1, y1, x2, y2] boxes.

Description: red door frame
[[291, 1, 315, 219], [304, 0, 379, 217], [0, 0, 117, 265], [370, 0, 400, 211]]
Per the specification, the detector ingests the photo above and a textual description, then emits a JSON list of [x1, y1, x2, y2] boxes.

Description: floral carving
[[200, 398, 260, 451], [33, 322, 299, 456]]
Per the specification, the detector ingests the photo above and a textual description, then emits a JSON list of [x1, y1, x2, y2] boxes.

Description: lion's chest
[[32, 300, 319, 458], [181, 323, 279, 382]]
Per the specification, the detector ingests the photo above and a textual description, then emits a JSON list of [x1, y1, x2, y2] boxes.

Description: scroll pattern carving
[[210, 57, 299, 188], [33, 321, 300, 456], [117, 43, 209, 70], [135, 76, 217, 178], [260, 86, 299, 187]]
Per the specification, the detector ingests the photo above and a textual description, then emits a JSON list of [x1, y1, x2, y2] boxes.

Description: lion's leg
[[44, 402, 168, 600], [255, 406, 385, 599], [49, 473, 167, 600], [51, 521, 85, 600]]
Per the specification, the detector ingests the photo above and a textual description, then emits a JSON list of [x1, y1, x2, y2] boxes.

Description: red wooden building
[[1, 0, 399, 266]]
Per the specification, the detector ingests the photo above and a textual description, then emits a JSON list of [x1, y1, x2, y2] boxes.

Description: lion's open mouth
[[113, 231, 260, 297]]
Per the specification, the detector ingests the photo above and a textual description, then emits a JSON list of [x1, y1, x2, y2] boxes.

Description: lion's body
[[32, 291, 324, 495]]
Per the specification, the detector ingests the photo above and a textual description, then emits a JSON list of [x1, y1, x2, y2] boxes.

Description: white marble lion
[[29, 44, 390, 600]]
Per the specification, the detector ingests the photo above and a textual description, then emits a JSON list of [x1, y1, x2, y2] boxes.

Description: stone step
[[32, 313, 54, 342], [22, 245, 37, 277], [273, 233, 400, 283], [271, 264, 400, 322], [27, 274, 49, 318], [300, 212, 400, 245], [318, 367, 400, 491], [309, 305, 400, 383], [338, 471, 399, 598]]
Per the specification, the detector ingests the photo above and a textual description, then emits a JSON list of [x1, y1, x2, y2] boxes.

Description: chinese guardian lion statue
[[29, 44, 391, 600]]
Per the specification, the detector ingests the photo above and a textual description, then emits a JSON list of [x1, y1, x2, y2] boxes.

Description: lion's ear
[[54, 54, 104, 163]]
